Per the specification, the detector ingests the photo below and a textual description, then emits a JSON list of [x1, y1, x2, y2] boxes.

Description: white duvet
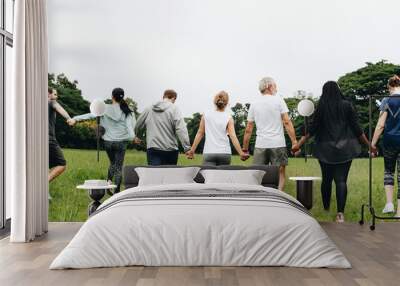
[[50, 183, 351, 269]]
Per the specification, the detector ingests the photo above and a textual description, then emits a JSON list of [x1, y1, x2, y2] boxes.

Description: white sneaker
[[382, 202, 394, 214]]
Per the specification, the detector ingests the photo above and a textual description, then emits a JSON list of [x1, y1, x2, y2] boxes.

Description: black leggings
[[318, 160, 352, 213], [104, 141, 128, 193], [383, 146, 400, 199]]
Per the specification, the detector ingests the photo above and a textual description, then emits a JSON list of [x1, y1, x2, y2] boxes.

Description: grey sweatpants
[[202, 153, 231, 166]]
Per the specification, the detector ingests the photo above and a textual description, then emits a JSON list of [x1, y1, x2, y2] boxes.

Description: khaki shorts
[[253, 147, 288, 166]]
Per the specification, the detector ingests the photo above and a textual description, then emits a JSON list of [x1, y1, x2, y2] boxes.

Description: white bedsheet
[[50, 183, 351, 269]]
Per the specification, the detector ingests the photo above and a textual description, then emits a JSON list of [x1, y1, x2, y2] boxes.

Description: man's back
[[247, 95, 288, 148], [136, 100, 190, 151]]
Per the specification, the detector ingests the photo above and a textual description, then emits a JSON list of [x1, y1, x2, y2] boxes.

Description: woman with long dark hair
[[71, 88, 136, 194], [293, 81, 370, 222]]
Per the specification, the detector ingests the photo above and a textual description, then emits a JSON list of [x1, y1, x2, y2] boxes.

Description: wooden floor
[[0, 222, 399, 286]]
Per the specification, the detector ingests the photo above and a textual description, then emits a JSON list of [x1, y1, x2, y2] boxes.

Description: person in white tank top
[[188, 91, 249, 165]]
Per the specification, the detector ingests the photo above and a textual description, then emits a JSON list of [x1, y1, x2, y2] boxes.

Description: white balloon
[[90, 99, 106, 117], [297, 99, 315, 117]]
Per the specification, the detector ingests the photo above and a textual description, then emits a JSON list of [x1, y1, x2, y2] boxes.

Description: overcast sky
[[48, 0, 400, 116]]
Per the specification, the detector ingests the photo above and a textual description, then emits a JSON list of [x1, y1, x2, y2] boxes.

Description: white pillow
[[200, 169, 266, 185], [135, 167, 201, 186]]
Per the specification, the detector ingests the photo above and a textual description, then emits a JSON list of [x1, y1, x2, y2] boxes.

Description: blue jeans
[[147, 148, 179, 166]]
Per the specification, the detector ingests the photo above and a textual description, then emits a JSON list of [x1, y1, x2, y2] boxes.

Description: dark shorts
[[49, 139, 66, 168], [147, 148, 179, 166], [253, 147, 288, 166]]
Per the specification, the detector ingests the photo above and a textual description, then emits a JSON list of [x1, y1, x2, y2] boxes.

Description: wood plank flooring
[[0, 222, 399, 286]]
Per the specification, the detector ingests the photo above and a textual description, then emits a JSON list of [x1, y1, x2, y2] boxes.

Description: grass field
[[49, 149, 396, 223]]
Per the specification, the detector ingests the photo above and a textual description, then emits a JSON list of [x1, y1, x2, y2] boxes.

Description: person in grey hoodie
[[135, 89, 191, 165], [70, 88, 136, 193]]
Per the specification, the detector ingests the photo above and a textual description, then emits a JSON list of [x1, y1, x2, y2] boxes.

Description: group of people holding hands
[[48, 75, 400, 223]]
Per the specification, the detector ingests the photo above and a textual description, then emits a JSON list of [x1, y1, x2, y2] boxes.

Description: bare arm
[[190, 116, 205, 153], [53, 101, 72, 121], [359, 133, 370, 148], [227, 118, 245, 156], [242, 121, 254, 151], [281, 113, 297, 145], [371, 111, 388, 147], [73, 113, 96, 122]]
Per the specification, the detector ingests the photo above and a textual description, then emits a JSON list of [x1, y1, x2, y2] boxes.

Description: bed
[[50, 165, 351, 269]]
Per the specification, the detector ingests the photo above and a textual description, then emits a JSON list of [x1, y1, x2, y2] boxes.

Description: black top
[[308, 100, 363, 164], [48, 100, 57, 140]]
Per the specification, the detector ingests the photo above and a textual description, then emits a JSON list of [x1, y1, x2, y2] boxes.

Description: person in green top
[[70, 88, 137, 194]]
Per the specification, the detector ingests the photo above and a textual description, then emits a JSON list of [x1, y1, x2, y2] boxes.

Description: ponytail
[[119, 99, 132, 117], [112, 87, 132, 117]]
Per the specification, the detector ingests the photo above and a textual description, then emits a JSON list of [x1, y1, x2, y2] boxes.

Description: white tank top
[[203, 110, 231, 154]]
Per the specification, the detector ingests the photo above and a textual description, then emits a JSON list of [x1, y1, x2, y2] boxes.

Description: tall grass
[[49, 149, 394, 222]]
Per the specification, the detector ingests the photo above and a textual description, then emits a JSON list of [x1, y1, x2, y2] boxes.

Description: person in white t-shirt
[[188, 91, 249, 165], [242, 77, 297, 191]]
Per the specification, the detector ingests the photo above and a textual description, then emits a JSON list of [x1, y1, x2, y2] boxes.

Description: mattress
[[50, 183, 351, 269]]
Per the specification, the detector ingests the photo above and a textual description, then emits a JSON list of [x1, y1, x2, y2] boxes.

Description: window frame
[[0, 0, 13, 232]]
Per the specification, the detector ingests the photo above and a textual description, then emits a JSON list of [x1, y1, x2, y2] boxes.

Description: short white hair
[[258, 77, 275, 94]]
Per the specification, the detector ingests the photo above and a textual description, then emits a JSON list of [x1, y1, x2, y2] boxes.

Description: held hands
[[291, 141, 300, 155], [67, 118, 76, 126], [291, 141, 300, 152], [240, 150, 250, 161], [133, 137, 142, 145], [291, 146, 301, 157], [370, 144, 378, 157], [186, 149, 194, 160]]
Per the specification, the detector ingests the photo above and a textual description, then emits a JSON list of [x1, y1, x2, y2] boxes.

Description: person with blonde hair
[[188, 91, 249, 165], [371, 75, 400, 216]]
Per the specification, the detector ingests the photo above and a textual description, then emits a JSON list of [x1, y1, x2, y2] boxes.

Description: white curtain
[[8, 0, 48, 242]]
